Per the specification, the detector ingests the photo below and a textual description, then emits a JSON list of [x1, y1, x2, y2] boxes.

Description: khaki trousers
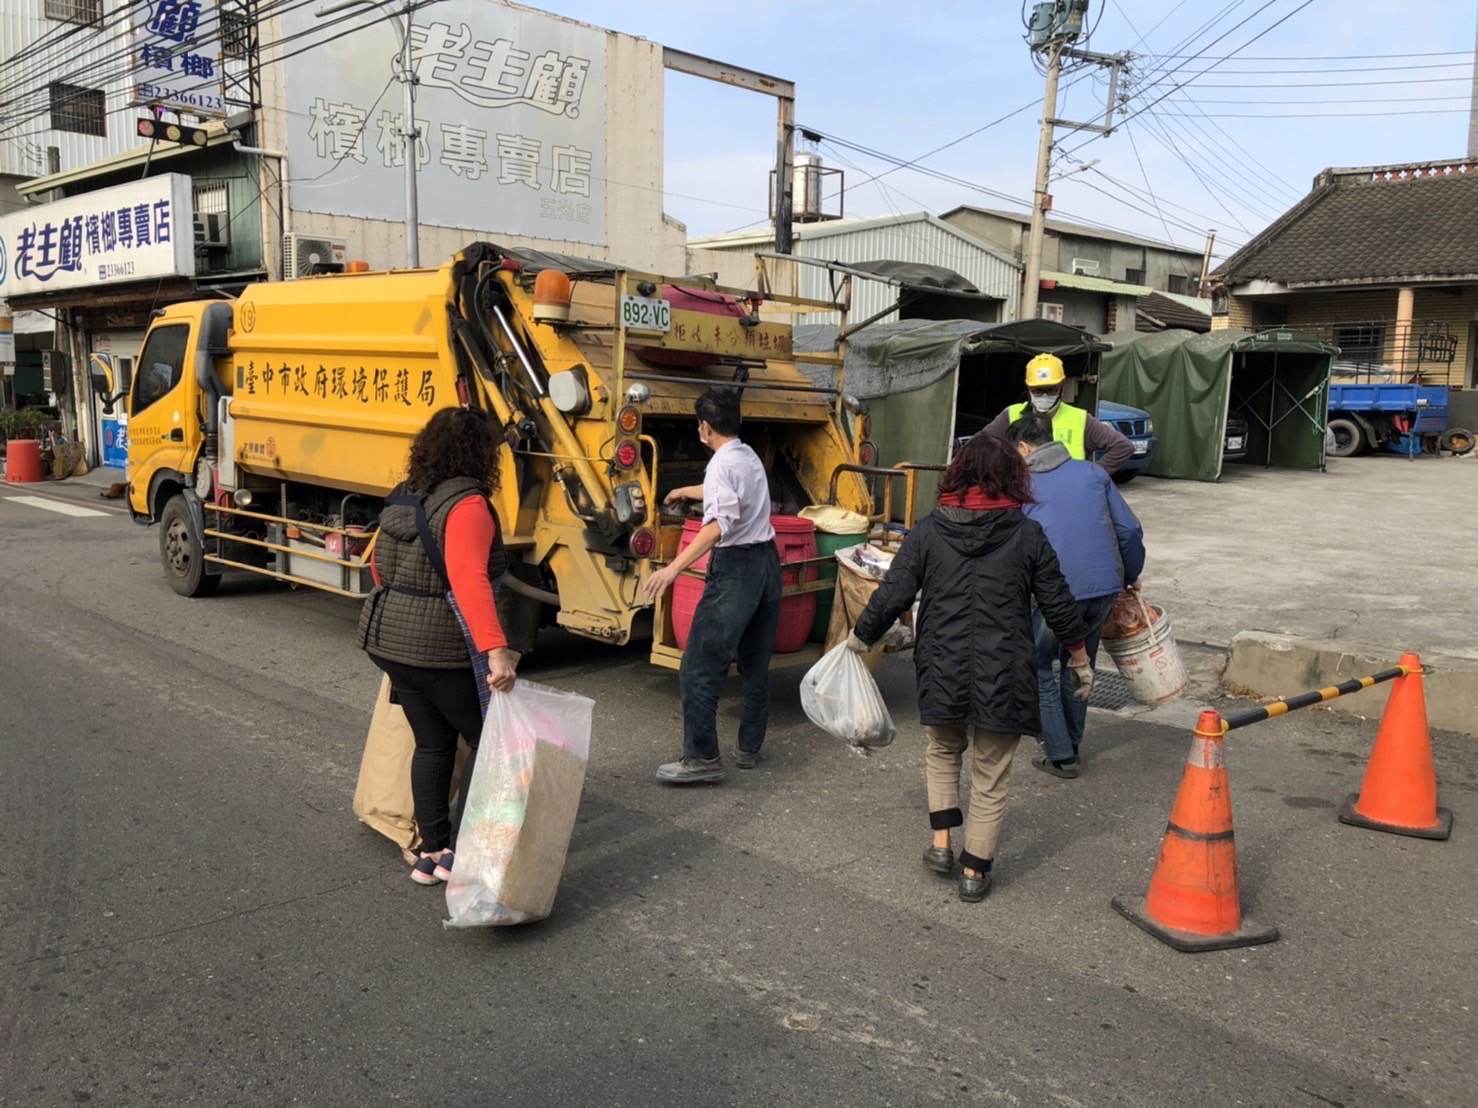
[[924, 725, 1021, 862]]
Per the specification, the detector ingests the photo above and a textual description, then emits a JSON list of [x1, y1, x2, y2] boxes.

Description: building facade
[[1210, 160, 1478, 396]]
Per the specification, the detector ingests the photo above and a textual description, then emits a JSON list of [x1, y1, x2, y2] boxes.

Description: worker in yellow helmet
[[981, 353, 1135, 474]]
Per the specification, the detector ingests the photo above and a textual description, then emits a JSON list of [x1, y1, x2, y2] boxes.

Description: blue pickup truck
[[1098, 400, 1156, 482]]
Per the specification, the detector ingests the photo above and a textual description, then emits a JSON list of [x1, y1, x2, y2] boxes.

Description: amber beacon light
[[533, 269, 573, 323]]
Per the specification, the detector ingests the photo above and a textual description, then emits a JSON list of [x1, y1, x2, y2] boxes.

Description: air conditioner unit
[[1071, 258, 1099, 276], [193, 211, 231, 250], [283, 233, 347, 279], [1038, 302, 1065, 323]]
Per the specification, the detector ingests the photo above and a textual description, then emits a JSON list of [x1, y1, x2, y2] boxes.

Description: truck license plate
[[620, 294, 671, 333], [1226, 436, 1244, 451], [1133, 442, 1149, 455]]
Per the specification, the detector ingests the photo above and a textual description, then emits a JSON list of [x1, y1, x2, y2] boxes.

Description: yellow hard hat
[[1024, 352, 1066, 388]]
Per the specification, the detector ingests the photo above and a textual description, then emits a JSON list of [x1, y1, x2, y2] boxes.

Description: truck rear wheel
[[1441, 428, 1475, 456], [160, 495, 220, 598], [1326, 418, 1363, 458]]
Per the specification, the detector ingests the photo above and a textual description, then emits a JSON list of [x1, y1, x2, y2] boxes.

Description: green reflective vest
[[1006, 402, 1089, 460]]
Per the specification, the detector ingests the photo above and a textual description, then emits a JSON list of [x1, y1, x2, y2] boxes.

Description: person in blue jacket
[[1007, 412, 1146, 779]]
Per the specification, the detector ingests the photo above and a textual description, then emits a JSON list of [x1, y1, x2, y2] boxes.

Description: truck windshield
[[132, 325, 190, 414]]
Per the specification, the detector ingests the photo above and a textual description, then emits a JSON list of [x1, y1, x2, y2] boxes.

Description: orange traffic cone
[[1113, 710, 1278, 952], [1339, 654, 1452, 840]]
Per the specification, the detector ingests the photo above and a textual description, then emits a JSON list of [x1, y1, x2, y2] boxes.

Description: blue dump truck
[[1326, 383, 1475, 457]]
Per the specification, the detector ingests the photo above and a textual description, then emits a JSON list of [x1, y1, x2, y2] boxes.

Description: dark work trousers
[[679, 542, 783, 762], [370, 656, 484, 854]]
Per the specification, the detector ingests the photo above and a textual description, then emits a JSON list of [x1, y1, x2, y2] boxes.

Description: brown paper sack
[[822, 556, 886, 675], [353, 675, 468, 862]]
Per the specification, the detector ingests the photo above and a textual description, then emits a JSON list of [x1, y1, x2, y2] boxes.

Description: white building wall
[[0, 1, 183, 179]]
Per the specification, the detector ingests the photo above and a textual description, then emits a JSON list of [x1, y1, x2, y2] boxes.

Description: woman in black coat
[[850, 433, 1093, 902]]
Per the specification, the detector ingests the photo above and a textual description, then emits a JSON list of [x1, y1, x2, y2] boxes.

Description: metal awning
[[16, 124, 236, 197], [1041, 270, 1153, 297]]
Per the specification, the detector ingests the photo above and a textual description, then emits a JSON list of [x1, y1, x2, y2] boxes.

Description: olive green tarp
[[1098, 327, 1337, 481], [795, 319, 1107, 510]]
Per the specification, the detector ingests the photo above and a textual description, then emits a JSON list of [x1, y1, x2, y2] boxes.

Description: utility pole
[[1198, 229, 1216, 297], [1021, 42, 1063, 321], [1468, 5, 1478, 158], [316, 0, 421, 267], [1020, 1, 1124, 320]]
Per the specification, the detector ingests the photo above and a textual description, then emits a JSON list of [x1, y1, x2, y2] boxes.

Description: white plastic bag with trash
[[801, 643, 898, 751], [445, 680, 595, 928]]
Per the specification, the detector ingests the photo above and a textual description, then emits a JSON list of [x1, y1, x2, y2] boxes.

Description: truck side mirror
[[90, 353, 118, 414]]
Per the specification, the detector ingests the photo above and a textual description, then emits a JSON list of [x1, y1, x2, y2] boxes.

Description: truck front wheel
[[160, 495, 220, 598], [1326, 418, 1363, 458]]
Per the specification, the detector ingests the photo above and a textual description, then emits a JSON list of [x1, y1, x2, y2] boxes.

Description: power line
[[1151, 107, 1472, 118], [1057, 0, 1321, 162]]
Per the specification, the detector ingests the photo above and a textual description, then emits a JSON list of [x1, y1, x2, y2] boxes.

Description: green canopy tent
[[1099, 327, 1337, 481], [795, 319, 1108, 509]]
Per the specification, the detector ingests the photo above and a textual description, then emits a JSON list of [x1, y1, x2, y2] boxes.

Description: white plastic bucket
[[1102, 596, 1189, 704]]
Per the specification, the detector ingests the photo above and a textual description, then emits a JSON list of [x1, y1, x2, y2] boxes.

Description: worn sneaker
[[433, 850, 455, 882], [734, 748, 762, 770], [1031, 753, 1079, 779], [656, 757, 725, 785], [410, 852, 444, 885]]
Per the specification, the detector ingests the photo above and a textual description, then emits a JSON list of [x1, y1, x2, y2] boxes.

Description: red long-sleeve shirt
[[371, 496, 508, 653]]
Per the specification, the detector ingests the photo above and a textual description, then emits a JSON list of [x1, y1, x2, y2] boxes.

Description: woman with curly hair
[[849, 432, 1092, 902], [358, 407, 517, 885]]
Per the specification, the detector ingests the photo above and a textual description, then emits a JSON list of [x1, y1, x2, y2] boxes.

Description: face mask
[[1030, 393, 1060, 413]]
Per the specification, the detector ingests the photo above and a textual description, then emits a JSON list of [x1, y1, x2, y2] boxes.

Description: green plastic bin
[[809, 531, 868, 642]]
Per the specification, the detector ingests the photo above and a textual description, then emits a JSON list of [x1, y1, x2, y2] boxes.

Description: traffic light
[[137, 117, 210, 147]]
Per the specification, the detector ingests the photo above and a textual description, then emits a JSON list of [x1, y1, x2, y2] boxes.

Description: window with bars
[[45, 0, 102, 25], [49, 82, 107, 136], [193, 181, 230, 216], [1334, 323, 1387, 363], [222, 11, 250, 60]]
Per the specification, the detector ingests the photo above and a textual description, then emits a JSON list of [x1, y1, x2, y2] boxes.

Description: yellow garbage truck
[[98, 242, 921, 665]]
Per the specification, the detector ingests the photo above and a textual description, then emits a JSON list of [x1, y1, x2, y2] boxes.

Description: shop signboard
[[283, 0, 607, 245], [130, 0, 227, 119], [0, 174, 196, 299], [102, 416, 131, 469]]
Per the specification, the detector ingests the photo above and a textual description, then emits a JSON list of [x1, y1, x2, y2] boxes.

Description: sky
[[541, 0, 1478, 264]]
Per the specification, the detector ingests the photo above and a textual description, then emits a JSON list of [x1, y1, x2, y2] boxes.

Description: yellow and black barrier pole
[[1222, 664, 1417, 732]]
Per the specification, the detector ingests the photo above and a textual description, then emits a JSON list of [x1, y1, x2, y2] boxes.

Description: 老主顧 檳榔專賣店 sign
[[0, 174, 197, 299]]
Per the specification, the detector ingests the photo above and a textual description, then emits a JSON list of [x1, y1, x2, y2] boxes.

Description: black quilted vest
[[358, 477, 507, 669]]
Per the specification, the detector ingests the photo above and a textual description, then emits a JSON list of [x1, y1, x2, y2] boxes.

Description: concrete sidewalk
[[1121, 453, 1478, 732]]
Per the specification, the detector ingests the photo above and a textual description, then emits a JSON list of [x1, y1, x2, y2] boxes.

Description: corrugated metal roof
[[692, 211, 1022, 270], [1042, 270, 1152, 296], [692, 212, 1022, 326]]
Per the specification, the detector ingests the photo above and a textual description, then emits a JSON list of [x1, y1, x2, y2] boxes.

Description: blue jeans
[[1033, 592, 1118, 763], [680, 543, 783, 762]]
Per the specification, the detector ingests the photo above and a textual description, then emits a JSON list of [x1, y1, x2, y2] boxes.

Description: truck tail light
[[859, 440, 879, 466], [629, 528, 656, 559], [616, 405, 641, 435], [615, 441, 640, 469]]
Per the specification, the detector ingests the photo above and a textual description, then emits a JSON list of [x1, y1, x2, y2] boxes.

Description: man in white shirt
[[644, 387, 781, 784]]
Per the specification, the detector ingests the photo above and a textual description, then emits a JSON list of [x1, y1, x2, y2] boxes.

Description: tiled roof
[[1136, 291, 1211, 332], [1214, 162, 1478, 287]]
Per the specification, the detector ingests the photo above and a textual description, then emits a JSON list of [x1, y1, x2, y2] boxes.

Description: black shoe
[[922, 846, 955, 875], [734, 748, 761, 770], [1032, 753, 1079, 779], [656, 757, 725, 785], [959, 871, 993, 902]]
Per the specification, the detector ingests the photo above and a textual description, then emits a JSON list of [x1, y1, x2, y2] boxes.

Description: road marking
[[1, 495, 112, 518]]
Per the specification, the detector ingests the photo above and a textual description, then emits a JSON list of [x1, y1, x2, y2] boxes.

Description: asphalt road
[[2, 483, 1476, 1107]]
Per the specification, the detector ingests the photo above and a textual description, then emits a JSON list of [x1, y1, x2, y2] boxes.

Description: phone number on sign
[[137, 83, 225, 112]]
